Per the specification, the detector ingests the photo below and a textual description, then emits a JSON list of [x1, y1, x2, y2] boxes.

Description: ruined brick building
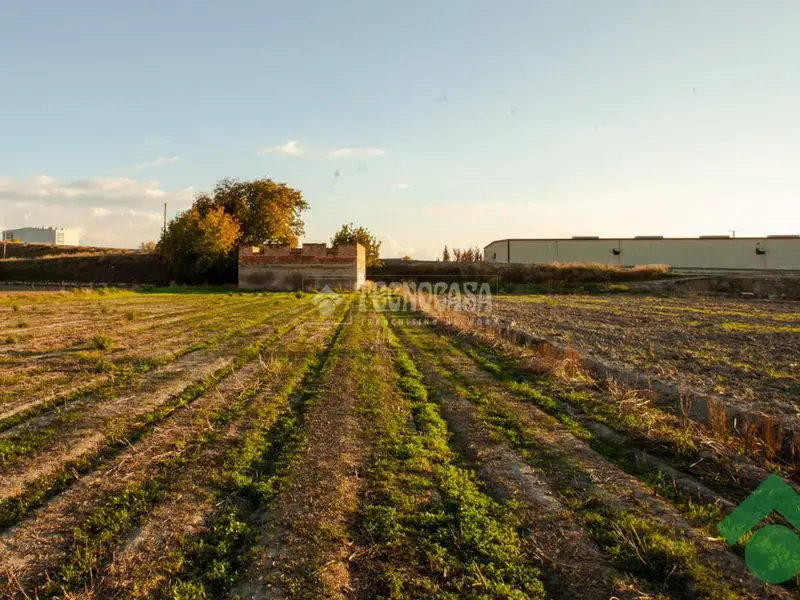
[[238, 242, 366, 291]]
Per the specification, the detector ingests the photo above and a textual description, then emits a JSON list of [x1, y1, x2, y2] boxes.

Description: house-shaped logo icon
[[311, 285, 343, 317]]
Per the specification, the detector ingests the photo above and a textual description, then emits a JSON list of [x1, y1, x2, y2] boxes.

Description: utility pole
[[730, 230, 736, 238], [163, 203, 167, 237]]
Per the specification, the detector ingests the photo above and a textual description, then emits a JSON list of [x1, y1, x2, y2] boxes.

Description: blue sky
[[1, 1, 799, 257]]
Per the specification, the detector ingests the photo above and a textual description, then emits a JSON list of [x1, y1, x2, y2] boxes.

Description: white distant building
[[2, 227, 80, 246]]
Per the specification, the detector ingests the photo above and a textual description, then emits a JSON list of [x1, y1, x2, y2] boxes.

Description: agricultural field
[[489, 295, 800, 425], [0, 288, 798, 599]]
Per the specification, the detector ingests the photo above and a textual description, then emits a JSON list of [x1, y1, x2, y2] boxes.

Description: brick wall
[[238, 242, 365, 291]]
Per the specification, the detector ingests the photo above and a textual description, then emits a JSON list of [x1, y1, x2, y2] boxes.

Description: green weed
[[404, 323, 744, 598], [722, 321, 800, 334], [0, 300, 318, 532], [0, 424, 61, 466], [94, 359, 117, 374], [164, 304, 351, 597], [0, 297, 305, 438], [355, 316, 545, 598], [91, 335, 114, 351], [16, 307, 334, 595]]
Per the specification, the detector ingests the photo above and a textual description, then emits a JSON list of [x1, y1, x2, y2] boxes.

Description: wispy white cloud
[[145, 139, 169, 146], [419, 201, 545, 217], [127, 209, 163, 223], [0, 174, 195, 205], [375, 232, 435, 260], [89, 206, 159, 222], [129, 156, 180, 172], [255, 142, 387, 159], [0, 174, 196, 247], [391, 182, 413, 189], [327, 148, 386, 159], [257, 140, 305, 156]]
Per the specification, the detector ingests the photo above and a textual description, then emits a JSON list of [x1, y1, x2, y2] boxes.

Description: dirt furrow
[[0, 299, 220, 361], [0, 296, 301, 428], [0, 296, 281, 407], [234, 309, 370, 600], [0, 301, 316, 504], [393, 319, 649, 600], [137, 301, 354, 599], [0, 315, 331, 598], [91, 322, 339, 600], [0, 299, 252, 415], [431, 306, 800, 501], [442, 315, 800, 518], [400, 319, 795, 599], [0, 298, 206, 349]]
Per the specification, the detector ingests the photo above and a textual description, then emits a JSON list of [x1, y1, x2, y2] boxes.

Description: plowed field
[[0, 288, 797, 599]]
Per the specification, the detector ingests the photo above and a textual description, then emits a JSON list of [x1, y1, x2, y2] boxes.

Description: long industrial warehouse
[[484, 236, 800, 270]]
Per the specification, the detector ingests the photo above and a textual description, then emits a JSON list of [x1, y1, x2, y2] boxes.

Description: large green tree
[[331, 223, 382, 266], [159, 176, 309, 283], [158, 206, 241, 283], [195, 177, 309, 246]]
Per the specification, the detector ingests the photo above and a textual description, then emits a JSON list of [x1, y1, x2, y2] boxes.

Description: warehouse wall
[[58, 229, 81, 246], [556, 240, 616, 264], [2, 228, 80, 246], [619, 239, 767, 269], [3, 228, 56, 244], [484, 238, 800, 270], [766, 239, 800, 270]]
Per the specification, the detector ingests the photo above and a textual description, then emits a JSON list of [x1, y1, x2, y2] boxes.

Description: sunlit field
[[0, 288, 798, 599]]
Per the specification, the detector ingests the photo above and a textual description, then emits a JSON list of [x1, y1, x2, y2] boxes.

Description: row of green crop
[[0, 300, 321, 534], [0, 295, 306, 436], [396, 319, 781, 599], [349, 312, 546, 599], [26, 311, 337, 598], [161, 301, 354, 599]]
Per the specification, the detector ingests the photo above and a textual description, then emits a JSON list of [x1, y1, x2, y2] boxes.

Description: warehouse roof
[[485, 235, 798, 246]]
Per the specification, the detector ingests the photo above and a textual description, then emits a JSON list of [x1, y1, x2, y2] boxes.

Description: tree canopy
[[158, 176, 308, 282], [331, 223, 382, 266], [195, 177, 309, 246], [451, 246, 484, 262], [441, 245, 483, 262], [158, 206, 241, 283]]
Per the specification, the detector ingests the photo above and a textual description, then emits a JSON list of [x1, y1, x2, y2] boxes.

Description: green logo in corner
[[718, 474, 800, 583]]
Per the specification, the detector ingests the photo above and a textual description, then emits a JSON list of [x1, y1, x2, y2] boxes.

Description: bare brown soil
[[491, 295, 800, 424], [0, 303, 311, 502], [234, 313, 372, 600], [1, 289, 796, 600]]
